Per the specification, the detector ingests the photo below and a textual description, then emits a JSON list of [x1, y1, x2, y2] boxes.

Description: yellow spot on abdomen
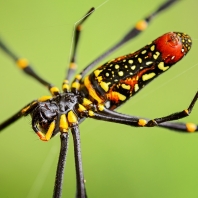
[[84, 76, 103, 103], [115, 64, 119, 69], [118, 71, 124, 76], [153, 51, 160, 59], [138, 58, 142, 63], [121, 84, 130, 90], [94, 69, 102, 77], [150, 45, 155, 51], [128, 60, 133, 64], [100, 81, 110, 92], [158, 62, 169, 71], [142, 72, 156, 81]]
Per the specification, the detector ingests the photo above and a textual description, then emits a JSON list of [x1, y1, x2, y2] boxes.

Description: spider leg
[[96, 102, 198, 132], [86, 91, 198, 133], [0, 96, 52, 131], [64, 8, 95, 84], [0, 39, 60, 96], [53, 132, 69, 198], [71, 126, 87, 198], [145, 91, 198, 128], [0, 100, 38, 131], [73, 0, 178, 81]]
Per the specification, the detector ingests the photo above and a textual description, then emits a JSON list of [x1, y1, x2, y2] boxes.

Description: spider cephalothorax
[[31, 92, 86, 140]]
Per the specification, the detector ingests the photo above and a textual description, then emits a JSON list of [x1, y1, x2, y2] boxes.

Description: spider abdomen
[[83, 32, 192, 109]]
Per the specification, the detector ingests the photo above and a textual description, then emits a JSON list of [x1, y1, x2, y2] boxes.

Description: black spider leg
[[71, 126, 87, 198], [53, 132, 69, 198], [89, 91, 198, 133], [64, 8, 95, 84], [0, 100, 38, 131], [72, 0, 178, 83], [0, 39, 60, 96]]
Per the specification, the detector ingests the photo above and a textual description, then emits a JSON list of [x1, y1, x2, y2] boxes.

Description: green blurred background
[[0, 0, 198, 197]]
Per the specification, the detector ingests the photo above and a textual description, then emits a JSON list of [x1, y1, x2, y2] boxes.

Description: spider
[[0, 0, 198, 198]]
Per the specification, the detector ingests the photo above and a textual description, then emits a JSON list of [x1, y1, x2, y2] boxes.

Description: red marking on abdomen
[[154, 32, 184, 64]]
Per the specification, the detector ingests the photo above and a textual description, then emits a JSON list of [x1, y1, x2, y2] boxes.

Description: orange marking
[[69, 62, 77, 69], [37, 131, 48, 141], [122, 67, 154, 90], [106, 90, 126, 103], [186, 123, 197, 132], [138, 119, 147, 126], [77, 25, 82, 31], [16, 58, 29, 69], [135, 20, 147, 31]]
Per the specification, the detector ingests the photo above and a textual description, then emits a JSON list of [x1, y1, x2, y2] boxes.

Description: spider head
[[31, 101, 59, 140]]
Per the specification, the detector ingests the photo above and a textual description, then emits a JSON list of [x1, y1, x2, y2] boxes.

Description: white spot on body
[[118, 71, 124, 76], [141, 50, 147, 54], [146, 61, 153, 65], [105, 101, 111, 108], [138, 58, 142, 63], [150, 45, 155, 51], [128, 60, 133, 64], [134, 84, 139, 92], [115, 64, 119, 69]]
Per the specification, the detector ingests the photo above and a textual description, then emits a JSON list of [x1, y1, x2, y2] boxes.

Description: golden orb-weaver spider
[[0, 1, 198, 198]]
